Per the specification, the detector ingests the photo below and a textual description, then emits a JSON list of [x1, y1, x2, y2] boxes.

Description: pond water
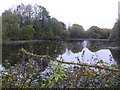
[[2, 40, 120, 69]]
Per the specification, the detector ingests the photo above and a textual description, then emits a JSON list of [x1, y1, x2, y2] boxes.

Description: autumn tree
[[61, 30, 70, 39], [2, 11, 20, 40], [13, 4, 54, 40], [20, 25, 35, 40], [100, 28, 110, 39], [69, 24, 85, 38], [13, 4, 34, 26], [32, 20, 43, 39], [51, 18, 63, 39], [86, 26, 110, 39]]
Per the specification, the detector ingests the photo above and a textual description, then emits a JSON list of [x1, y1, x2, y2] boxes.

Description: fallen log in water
[[20, 48, 120, 72]]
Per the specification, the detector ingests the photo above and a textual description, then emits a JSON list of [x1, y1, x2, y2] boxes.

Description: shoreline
[[2, 39, 120, 49], [2, 39, 110, 44], [2, 39, 120, 46]]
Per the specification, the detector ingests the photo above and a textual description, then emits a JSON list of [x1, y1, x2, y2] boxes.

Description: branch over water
[[20, 48, 120, 72]]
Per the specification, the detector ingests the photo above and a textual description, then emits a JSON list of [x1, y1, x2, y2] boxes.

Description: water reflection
[[2, 40, 119, 68], [82, 40, 89, 48], [57, 48, 116, 66]]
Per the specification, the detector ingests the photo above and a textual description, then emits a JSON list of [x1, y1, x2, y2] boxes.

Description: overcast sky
[[0, 0, 119, 30]]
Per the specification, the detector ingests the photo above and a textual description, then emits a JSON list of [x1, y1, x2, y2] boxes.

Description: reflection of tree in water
[[88, 48, 102, 52], [110, 49, 120, 68], [2, 41, 65, 69], [3, 40, 120, 70], [88, 41, 109, 48], [64, 41, 83, 53]]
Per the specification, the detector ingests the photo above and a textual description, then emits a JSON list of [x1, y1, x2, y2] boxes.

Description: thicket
[[1, 48, 120, 88]]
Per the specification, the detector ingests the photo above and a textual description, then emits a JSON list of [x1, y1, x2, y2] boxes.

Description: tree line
[[1, 4, 115, 41]]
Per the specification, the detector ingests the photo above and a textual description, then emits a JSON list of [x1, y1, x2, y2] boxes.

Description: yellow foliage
[[104, 84, 108, 87], [8, 77, 13, 82], [69, 74, 76, 78], [28, 64, 36, 69], [86, 70, 94, 74]]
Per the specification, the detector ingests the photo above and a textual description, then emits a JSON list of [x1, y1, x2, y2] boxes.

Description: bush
[[2, 55, 120, 88]]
